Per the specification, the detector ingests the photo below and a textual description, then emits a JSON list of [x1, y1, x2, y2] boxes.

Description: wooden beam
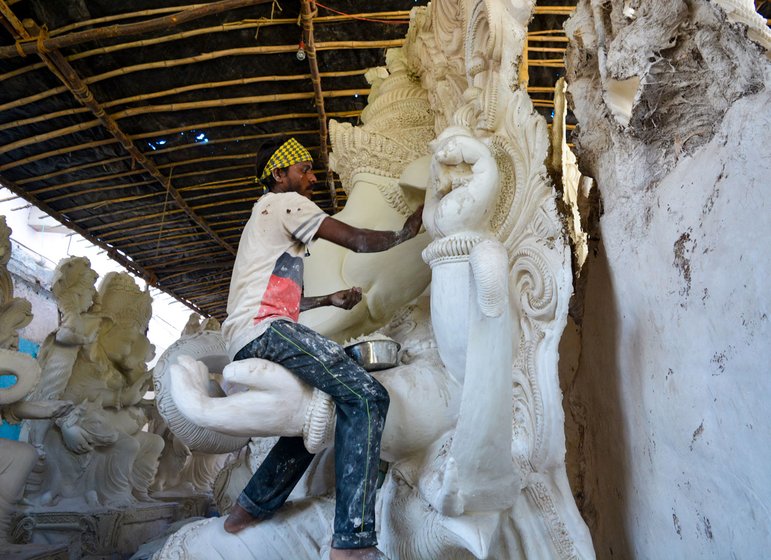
[[112, 89, 370, 120], [0, 114, 338, 172], [301, 0, 337, 212], [0, 173, 206, 317], [52, 8, 410, 38], [78, 40, 404, 88], [0, 89, 368, 154], [0, 0, 274, 59]]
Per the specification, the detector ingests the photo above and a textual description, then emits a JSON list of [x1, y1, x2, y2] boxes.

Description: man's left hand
[[328, 287, 362, 310]]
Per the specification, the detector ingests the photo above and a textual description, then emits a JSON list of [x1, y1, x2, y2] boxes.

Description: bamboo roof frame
[[0, 0, 578, 319]]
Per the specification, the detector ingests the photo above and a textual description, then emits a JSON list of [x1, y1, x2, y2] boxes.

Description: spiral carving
[[510, 247, 557, 322]]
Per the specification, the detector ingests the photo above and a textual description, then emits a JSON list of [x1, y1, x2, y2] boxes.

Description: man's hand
[[328, 287, 362, 310], [301, 288, 363, 312], [314, 204, 425, 253]]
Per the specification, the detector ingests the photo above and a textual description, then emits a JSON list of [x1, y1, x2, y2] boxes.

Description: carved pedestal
[[0, 543, 69, 560], [11, 502, 180, 560]]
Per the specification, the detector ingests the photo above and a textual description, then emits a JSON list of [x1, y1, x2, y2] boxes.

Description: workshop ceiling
[[0, 0, 575, 319]]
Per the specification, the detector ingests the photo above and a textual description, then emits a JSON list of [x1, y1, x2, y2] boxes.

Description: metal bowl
[[344, 339, 401, 371]]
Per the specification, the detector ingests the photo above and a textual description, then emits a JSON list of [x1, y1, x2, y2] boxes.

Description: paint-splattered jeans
[[233, 319, 390, 549]]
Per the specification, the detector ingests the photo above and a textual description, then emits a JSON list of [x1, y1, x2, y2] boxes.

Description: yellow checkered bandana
[[259, 138, 313, 180]]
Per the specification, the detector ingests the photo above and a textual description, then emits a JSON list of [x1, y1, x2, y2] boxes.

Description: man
[[221, 137, 423, 560]]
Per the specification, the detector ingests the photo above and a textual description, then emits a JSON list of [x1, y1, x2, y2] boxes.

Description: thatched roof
[[0, 0, 574, 320]]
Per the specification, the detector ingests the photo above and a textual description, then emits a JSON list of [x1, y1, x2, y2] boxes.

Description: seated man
[[221, 137, 423, 560]]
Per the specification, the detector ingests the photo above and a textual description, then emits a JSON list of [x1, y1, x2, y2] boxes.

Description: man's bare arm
[[301, 287, 362, 312], [315, 205, 423, 253]]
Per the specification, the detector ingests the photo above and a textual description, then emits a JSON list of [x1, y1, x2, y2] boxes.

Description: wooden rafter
[[0, 174, 207, 315], [1, 80, 370, 132], [301, 0, 337, 211], [1, 88, 369, 154], [0, 111, 362, 173], [0, 0, 274, 59]]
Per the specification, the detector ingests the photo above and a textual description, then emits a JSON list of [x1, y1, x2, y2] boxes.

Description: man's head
[[255, 138, 317, 199]]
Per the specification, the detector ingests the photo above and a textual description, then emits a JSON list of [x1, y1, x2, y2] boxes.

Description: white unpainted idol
[[563, 0, 770, 558], [154, 0, 594, 558]]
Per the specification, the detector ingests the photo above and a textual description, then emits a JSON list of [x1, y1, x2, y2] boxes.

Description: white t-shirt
[[222, 191, 327, 359]]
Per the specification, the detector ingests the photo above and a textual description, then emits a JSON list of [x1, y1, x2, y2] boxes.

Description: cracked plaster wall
[[561, 1, 770, 558]]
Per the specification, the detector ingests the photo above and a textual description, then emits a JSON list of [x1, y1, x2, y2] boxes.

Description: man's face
[[284, 161, 317, 199]]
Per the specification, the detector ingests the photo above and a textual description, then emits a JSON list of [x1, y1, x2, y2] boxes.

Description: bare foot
[[329, 547, 389, 560], [223, 503, 263, 534]]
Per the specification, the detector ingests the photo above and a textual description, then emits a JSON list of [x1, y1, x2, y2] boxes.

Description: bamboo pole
[[48, 161, 255, 207], [81, 40, 404, 87], [103, 69, 367, 109], [186, 188, 257, 205], [68, 13, 412, 62], [57, 191, 163, 215], [0, 105, 89, 133], [179, 178, 253, 192], [177, 282, 231, 298], [60, 185, 252, 222], [519, 36, 529, 89], [0, 138, 118, 173], [30, 169, 148, 195], [129, 111, 360, 140], [190, 194, 260, 211], [0, 0, 275, 59], [527, 46, 566, 54], [186, 288, 228, 301], [86, 209, 186, 233], [195, 208, 252, 220], [527, 59, 567, 67], [0, 65, 366, 120], [0, 119, 101, 157], [149, 129, 318, 158], [131, 238, 224, 259], [159, 258, 235, 277], [119, 230, 229, 252], [301, 0, 337, 212], [527, 35, 568, 43], [0, 113, 350, 173], [108, 225, 200, 246], [0, 84, 67, 114], [0, 12, 408, 85], [143, 248, 230, 268], [52, 8, 409, 37], [112, 89, 370, 120], [15, 154, 131, 186], [0, 60, 44, 84], [0, 173, 208, 316], [44, 179, 158, 204], [4, 88, 364, 161], [101, 219, 191, 241], [533, 6, 575, 15]]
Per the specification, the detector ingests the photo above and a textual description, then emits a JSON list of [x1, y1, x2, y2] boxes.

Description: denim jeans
[[233, 319, 390, 549]]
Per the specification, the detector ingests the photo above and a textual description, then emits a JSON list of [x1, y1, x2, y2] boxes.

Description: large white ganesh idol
[[300, 49, 434, 343], [154, 1, 593, 558]]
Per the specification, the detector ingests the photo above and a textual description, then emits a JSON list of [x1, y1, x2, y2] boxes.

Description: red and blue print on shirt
[[255, 252, 304, 323]]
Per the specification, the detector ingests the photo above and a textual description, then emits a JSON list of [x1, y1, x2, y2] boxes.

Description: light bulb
[[296, 48, 306, 61]]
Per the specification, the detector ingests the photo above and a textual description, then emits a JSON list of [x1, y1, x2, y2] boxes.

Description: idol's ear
[[398, 155, 432, 191]]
